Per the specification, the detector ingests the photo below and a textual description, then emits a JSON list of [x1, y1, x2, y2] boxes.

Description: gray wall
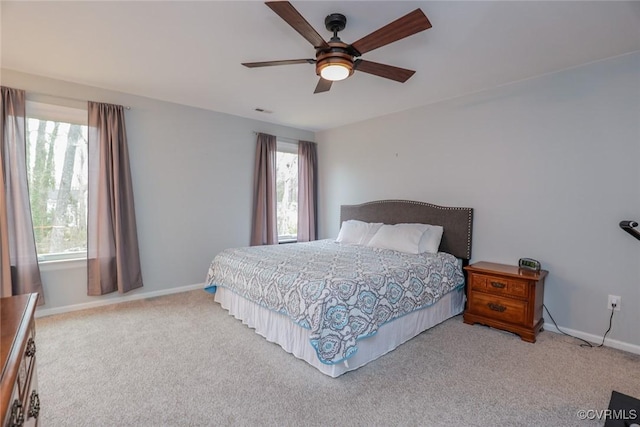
[[1, 69, 314, 312], [316, 53, 640, 349]]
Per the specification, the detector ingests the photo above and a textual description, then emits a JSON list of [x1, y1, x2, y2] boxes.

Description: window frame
[[275, 140, 299, 244], [25, 101, 89, 263]]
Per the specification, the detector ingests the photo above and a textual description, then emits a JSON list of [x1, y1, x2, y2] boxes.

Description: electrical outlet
[[607, 295, 621, 311]]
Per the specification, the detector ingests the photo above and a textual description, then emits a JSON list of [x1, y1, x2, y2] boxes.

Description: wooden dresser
[[1, 293, 40, 427], [463, 262, 547, 343]]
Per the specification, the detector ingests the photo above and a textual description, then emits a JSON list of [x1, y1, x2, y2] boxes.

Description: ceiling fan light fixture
[[316, 55, 353, 82], [320, 64, 350, 81]]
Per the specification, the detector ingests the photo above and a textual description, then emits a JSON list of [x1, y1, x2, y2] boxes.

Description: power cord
[[543, 303, 615, 348]]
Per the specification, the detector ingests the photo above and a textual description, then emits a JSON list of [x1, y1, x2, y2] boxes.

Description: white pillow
[[367, 223, 429, 254], [359, 222, 383, 245], [418, 225, 444, 254], [336, 220, 383, 245]]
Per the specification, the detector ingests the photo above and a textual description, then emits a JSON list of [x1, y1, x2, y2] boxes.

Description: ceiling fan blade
[[314, 78, 332, 94], [266, 1, 329, 49], [354, 59, 415, 83], [350, 9, 431, 55], [242, 59, 315, 68]]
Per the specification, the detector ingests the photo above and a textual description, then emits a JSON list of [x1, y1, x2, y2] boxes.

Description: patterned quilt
[[205, 239, 464, 365]]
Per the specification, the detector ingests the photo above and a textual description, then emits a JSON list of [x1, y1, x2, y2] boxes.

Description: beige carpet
[[35, 290, 640, 426]]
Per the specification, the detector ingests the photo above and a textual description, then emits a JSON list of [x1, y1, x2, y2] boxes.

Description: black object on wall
[[619, 220, 640, 241]]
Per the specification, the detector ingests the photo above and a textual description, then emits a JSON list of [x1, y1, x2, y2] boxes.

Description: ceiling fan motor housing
[[325, 13, 347, 34], [315, 41, 355, 78], [316, 13, 359, 78]]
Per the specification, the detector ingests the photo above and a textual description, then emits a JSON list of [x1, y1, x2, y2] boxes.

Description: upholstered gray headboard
[[340, 200, 473, 260]]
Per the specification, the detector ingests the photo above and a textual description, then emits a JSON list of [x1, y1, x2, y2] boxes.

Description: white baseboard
[[35, 283, 204, 318], [544, 322, 640, 356]]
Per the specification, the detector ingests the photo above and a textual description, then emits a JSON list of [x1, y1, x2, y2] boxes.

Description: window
[[276, 141, 298, 243], [25, 102, 88, 261]]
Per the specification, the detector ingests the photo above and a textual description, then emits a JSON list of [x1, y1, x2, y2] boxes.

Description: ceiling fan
[[242, 1, 432, 94]]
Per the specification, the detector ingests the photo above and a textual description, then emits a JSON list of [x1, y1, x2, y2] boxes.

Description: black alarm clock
[[518, 258, 541, 271]]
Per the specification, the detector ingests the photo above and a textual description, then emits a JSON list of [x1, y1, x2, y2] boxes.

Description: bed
[[205, 200, 473, 377]]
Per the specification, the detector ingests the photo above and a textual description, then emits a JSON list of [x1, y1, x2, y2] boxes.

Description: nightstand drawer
[[470, 274, 528, 298], [469, 292, 526, 325]]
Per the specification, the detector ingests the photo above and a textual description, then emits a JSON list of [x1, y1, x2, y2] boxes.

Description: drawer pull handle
[[28, 390, 40, 419], [490, 281, 506, 289], [25, 338, 36, 357], [488, 302, 507, 312], [9, 399, 25, 427]]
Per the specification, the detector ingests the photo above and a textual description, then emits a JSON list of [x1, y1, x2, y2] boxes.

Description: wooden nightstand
[[463, 262, 548, 343]]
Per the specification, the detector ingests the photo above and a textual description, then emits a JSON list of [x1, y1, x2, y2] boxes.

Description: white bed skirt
[[214, 287, 465, 377]]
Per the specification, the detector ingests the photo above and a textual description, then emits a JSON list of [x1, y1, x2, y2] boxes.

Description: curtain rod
[[27, 91, 131, 110], [252, 131, 297, 144]]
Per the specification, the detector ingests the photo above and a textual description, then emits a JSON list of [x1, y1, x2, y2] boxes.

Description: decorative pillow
[[418, 225, 444, 254], [336, 220, 383, 245], [367, 223, 429, 254]]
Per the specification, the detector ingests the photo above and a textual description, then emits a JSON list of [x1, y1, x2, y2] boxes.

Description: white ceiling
[[2, 1, 639, 132]]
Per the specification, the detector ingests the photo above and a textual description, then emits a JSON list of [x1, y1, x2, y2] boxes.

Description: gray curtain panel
[[87, 101, 143, 295], [0, 86, 45, 301], [250, 133, 277, 246], [297, 140, 317, 242]]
